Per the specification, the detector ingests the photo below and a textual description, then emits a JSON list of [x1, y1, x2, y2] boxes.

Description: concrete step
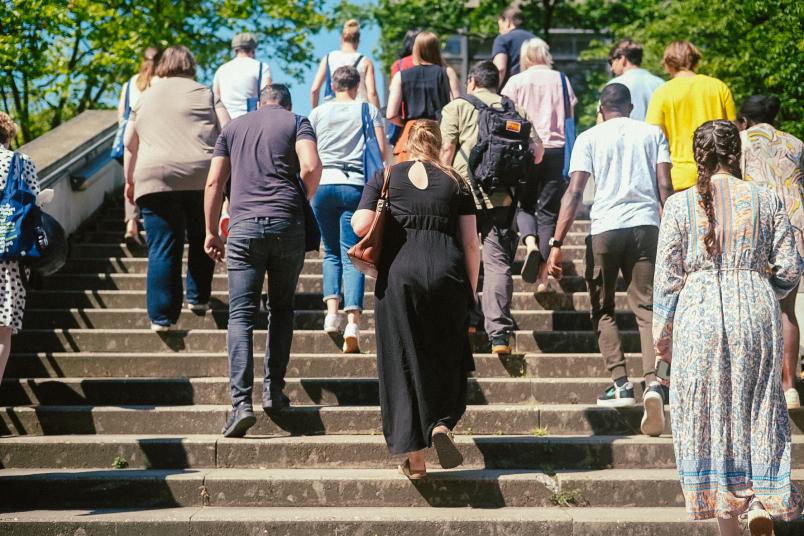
[[11, 328, 632, 354], [2, 467, 801, 509], [22, 308, 636, 332], [0, 376, 642, 406], [60, 257, 592, 276], [0, 404, 671, 437], [0, 507, 741, 536], [0, 434, 689, 470], [26, 290, 628, 311], [43, 272, 616, 294], [70, 242, 591, 261], [5, 352, 649, 380]]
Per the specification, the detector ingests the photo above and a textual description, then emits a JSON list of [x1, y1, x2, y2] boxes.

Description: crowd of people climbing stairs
[[1, 5, 803, 535]]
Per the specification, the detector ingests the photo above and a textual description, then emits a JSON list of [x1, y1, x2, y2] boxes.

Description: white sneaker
[[343, 322, 360, 353], [785, 388, 800, 409], [324, 313, 341, 334], [641, 381, 666, 437], [150, 323, 170, 332], [188, 302, 209, 314]]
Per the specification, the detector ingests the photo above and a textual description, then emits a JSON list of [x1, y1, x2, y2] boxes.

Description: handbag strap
[[256, 62, 263, 99], [378, 166, 391, 202], [560, 72, 571, 119]]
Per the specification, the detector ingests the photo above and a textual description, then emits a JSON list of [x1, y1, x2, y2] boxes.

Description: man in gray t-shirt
[[545, 83, 674, 436]]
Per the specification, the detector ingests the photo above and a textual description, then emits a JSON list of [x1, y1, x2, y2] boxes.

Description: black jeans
[[226, 216, 306, 408], [516, 148, 566, 261]]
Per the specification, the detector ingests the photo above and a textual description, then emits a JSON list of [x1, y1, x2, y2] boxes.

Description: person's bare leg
[[781, 292, 800, 391], [347, 310, 361, 326], [716, 517, 740, 536], [326, 298, 339, 317], [0, 327, 13, 382]]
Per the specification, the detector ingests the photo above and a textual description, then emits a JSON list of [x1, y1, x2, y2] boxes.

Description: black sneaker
[[221, 404, 256, 437], [597, 382, 636, 407], [641, 381, 666, 437], [263, 390, 290, 412]]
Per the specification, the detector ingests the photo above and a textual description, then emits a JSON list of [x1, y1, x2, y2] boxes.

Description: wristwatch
[[548, 238, 563, 249]]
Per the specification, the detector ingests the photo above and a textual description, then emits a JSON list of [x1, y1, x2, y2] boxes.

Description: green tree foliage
[[0, 0, 328, 144], [370, 0, 803, 137]]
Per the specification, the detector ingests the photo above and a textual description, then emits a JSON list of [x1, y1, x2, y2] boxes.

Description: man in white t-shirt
[[545, 83, 673, 435], [213, 33, 272, 119]]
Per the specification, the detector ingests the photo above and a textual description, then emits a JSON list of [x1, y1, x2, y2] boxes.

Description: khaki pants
[[585, 225, 658, 382]]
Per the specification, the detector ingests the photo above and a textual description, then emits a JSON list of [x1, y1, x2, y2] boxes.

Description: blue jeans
[[311, 184, 365, 311], [138, 191, 214, 326], [226, 217, 305, 408]]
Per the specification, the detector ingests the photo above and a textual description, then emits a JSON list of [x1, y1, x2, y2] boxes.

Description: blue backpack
[[0, 153, 68, 276], [0, 153, 44, 262]]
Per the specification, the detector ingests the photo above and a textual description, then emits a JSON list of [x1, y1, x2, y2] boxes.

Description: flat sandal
[[432, 428, 464, 469]]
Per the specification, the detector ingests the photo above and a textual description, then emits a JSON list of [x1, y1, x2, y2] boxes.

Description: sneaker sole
[[596, 397, 636, 408], [432, 431, 463, 469], [343, 334, 360, 353], [222, 414, 256, 438], [492, 345, 512, 355], [520, 249, 540, 284], [641, 391, 665, 436], [748, 511, 774, 536]]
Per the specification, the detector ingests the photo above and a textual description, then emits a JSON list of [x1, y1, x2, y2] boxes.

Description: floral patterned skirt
[[670, 270, 803, 520]]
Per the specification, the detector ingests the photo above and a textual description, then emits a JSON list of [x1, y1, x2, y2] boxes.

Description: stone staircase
[[1, 201, 802, 534]]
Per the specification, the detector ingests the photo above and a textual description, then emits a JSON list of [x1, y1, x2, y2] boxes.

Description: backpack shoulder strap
[[460, 94, 488, 111], [353, 54, 364, 68], [256, 62, 263, 98]]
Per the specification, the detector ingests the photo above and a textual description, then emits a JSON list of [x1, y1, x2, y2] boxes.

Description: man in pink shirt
[[502, 37, 577, 291]]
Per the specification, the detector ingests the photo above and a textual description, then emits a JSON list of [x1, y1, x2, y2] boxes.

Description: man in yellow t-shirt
[[646, 41, 735, 191]]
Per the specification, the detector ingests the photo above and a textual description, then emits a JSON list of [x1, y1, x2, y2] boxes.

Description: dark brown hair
[[693, 120, 742, 258], [662, 40, 701, 73], [499, 7, 525, 27], [136, 47, 162, 91], [740, 95, 781, 126], [332, 65, 361, 92], [609, 39, 643, 66], [155, 45, 197, 79]]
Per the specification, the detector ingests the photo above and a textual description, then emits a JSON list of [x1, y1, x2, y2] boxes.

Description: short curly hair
[[0, 112, 18, 146]]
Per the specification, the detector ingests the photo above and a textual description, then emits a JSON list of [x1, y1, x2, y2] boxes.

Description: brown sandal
[[397, 459, 427, 481], [432, 428, 463, 469]]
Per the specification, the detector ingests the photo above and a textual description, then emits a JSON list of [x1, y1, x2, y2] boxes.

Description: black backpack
[[462, 95, 534, 192]]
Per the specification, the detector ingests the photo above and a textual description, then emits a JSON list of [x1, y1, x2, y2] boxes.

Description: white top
[[212, 56, 271, 119], [605, 68, 665, 121], [325, 50, 368, 101], [569, 117, 671, 235], [308, 100, 382, 187]]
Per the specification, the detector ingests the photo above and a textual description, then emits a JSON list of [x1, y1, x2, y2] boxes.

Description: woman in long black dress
[[352, 120, 481, 479]]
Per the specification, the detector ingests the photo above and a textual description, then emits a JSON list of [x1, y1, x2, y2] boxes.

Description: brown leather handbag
[[348, 167, 391, 279]]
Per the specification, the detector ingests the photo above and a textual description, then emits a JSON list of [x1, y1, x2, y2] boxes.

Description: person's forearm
[[464, 244, 481, 295], [440, 144, 457, 166], [310, 89, 320, 111], [300, 165, 322, 200], [123, 148, 137, 186], [204, 181, 224, 236], [367, 90, 380, 109], [553, 188, 583, 242]]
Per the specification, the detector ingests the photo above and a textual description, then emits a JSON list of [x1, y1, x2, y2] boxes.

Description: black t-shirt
[[213, 105, 316, 225], [492, 28, 536, 86]]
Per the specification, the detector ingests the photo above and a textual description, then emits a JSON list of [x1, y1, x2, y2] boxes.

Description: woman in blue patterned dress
[[653, 120, 803, 535]]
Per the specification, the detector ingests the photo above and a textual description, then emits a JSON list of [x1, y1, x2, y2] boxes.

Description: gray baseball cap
[[231, 33, 257, 50]]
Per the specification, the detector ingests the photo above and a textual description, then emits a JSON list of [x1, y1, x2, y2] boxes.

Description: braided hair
[[692, 120, 742, 258]]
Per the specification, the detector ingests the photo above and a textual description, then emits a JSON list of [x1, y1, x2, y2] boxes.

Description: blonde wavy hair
[[405, 120, 467, 189], [342, 19, 360, 45]]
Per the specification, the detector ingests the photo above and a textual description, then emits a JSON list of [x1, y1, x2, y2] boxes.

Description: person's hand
[[124, 180, 135, 205], [205, 233, 225, 263], [655, 356, 672, 387], [546, 247, 563, 279]]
